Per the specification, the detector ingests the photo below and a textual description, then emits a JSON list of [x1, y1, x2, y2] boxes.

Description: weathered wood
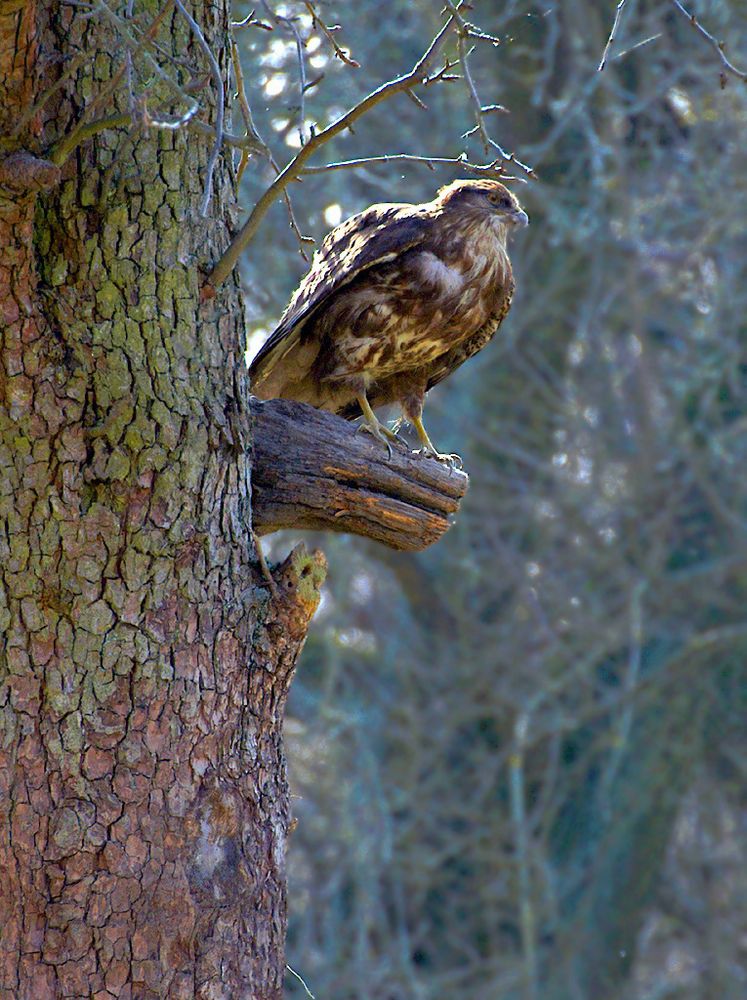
[[251, 398, 469, 551]]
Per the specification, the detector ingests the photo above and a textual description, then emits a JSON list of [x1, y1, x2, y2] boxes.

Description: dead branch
[[250, 399, 469, 552]]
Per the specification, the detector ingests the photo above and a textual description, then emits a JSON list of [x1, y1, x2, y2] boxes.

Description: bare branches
[[443, 0, 534, 177], [42, 0, 240, 213], [669, 0, 747, 84], [41, 1, 534, 280], [208, 2, 531, 286], [230, 36, 258, 185], [208, 10, 459, 285], [230, 25, 313, 258], [173, 0, 223, 216], [260, 0, 309, 145], [598, 0, 630, 72], [598, 0, 747, 83], [303, 0, 359, 69]]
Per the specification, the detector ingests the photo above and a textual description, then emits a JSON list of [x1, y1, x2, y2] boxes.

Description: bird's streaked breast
[[416, 251, 465, 295]]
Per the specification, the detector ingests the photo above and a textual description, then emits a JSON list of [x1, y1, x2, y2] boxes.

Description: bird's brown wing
[[249, 203, 431, 393]]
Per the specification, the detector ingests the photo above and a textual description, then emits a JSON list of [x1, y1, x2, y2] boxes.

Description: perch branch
[[250, 399, 469, 552]]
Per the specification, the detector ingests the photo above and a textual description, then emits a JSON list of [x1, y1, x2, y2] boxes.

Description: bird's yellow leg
[[356, 392, 403, 457], [412, 414, 462, 468], [412, 414, 437, 453]]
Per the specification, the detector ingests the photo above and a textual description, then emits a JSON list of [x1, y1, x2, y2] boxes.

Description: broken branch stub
[[250, 398, 469, 551]]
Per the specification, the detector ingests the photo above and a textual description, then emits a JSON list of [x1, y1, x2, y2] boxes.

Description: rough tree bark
[[0, 4, 326, 997]]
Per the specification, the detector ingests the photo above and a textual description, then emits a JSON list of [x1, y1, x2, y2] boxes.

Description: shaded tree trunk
[[0, 4, 323, 997]]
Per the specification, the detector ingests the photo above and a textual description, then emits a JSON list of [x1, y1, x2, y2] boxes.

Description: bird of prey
[[248, 178, 528, 459]]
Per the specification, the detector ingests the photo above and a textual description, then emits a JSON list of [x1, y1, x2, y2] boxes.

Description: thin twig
[[188, 119, 263, 152], [47, 41, 132, 165], [252, 529, 279, 599], [49, 113, 130, 165], [49, 110, 259, 167], [230, 35, 257, 184], [613, 32, 662, 63], [669, 0, 747, 83], [261, 1, 308, 145], [285, 964, 316, 999], [301, 151, 526, 182], [405, 88, 428, 110], [443, 0, 534, 176], [232, 9, 273, 31], [303, 0, 360, 68], [209, 7, 462, 286], [144, 102, 201, 131], [230, 30, 312, 256], [598, 0, 630, 72], [174, 0, 224, 216]]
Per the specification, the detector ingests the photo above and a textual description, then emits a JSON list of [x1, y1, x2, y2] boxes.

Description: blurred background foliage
[[235, 2, 747, 997]]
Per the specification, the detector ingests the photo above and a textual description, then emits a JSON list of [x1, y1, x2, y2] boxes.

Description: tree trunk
[[0, 4, 323, 997]]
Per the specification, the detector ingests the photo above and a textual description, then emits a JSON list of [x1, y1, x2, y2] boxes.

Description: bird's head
[[435, 178, 529, 232]]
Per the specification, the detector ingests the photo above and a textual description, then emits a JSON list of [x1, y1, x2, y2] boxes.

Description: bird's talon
[[357, 420, 403, 459]]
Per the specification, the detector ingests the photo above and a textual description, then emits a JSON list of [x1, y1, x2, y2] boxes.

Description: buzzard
[[249, 179, 528, 459]]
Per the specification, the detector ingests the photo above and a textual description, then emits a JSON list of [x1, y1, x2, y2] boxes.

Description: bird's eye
[[488, 192, 511, 208]]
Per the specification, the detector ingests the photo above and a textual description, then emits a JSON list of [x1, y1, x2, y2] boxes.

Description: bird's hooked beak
[[507, 208, 529, 228]]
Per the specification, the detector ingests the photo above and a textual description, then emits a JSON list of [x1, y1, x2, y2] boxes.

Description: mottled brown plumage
[[249, 178, 528, 458]]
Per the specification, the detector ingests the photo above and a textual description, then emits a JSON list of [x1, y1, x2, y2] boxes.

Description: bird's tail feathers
[[249, 330, 320, 400], [250, 329, 368, 416]]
